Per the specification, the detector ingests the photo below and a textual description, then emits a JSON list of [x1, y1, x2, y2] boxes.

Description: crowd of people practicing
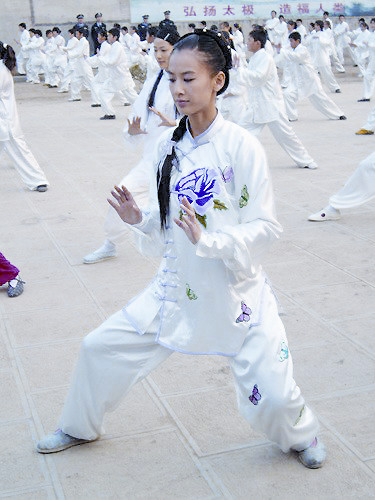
[[0, 7, 374, 474]]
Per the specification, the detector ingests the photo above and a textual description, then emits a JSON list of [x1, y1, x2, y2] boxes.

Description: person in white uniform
[[358, 18, 375, 102], [36, 29, 325, 470], [296, 19, 307, 40], [323, 21, 345, 73], [42, 30, 54, 87], [282, 32, 346, 122], [68, 27, 100, 105], [241, 28, 318, 169], [350, 21, 371, 77], [50, 27, 67, 88], [308, 150, 375, 221], [24, 29, 45, 84], [88, 29, 111, 94], [355, 103, 375, 135], [264, 10, 279, 46], [0, 42, 49, 191], [58, 29, 78, 93], [15, 23, 30, 75], [83, 27, 181, 264], [308, 20, 341, 93], [334, 15, 353, 66], [97, 28, 138, 119], [273, 15, 289, 50]]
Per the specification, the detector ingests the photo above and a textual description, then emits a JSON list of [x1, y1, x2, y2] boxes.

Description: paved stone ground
[[0, 68, 374, 499]]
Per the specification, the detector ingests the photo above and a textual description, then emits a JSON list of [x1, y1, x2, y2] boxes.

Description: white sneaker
[[36, 429, 96, 454], [298, 437, 326, 469], [308, 206, 341, 222], [83, 243, 117, 264]]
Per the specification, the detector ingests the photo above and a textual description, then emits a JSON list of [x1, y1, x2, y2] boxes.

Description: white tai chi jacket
[[18, 29, 30, 59], [123, 112, 282, 356], [99, 41, 134, 93], [334, 21, 350, 47], [88, 40, 111, 82], [68, 37, 91, 75], [265, 17, 279, 44], [0, 61, 23, 141]]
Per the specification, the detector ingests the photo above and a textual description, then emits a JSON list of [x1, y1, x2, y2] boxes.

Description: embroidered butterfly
[[249, 384, 261, 405], [239, 184, 249, 208], [236, 301, 252, 323], [186, 283, 198, 301], [294, 405, 305, 426], [219, 165, 234, 183], [279, 341, 289, 362]]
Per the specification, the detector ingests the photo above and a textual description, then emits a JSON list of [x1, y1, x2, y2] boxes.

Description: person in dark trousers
[[73, 14, 89, 40], [91, 13, 106, 54], [138, 15, 151, 41], [159, 11, 176, 31]]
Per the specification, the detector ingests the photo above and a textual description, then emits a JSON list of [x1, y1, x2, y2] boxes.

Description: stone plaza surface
[[0, 70, 375, 499]]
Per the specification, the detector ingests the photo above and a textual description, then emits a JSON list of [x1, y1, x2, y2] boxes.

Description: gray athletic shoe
[[298, 437, 326, 469], [36, 429, 96, 454], [7, 277, 25, 297]]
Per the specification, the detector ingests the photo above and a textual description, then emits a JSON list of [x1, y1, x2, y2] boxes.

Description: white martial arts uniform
[[324, 27, 345, 73], [59, 113, 319, 453], [88, 39, 111, 92], [334, 20, 353, 65], [58, 36, 79, 93], [0, 61, 49, 189], [51, 34, 67, 87], [362, 104, 375, 131], [352, 29, 371, 76], [281, 44, 344, 121], [218, 49, 248, 124], [98, 40, 138, 116], [104, 70, 177, 244], [25, 35, 45, 84], [42, 37, 55, 86], [274, 20, 289, 48], [309, 30, 340, 92], [69, 36, 100, 104], [140, 42, 159, 82], [329, 151, 375, 209], [296, 23, 307, 40], [16, 29, 30, 75], [265, 16, 279, 45], [240, 48, 316, 168], [362, 31, 375, 99]]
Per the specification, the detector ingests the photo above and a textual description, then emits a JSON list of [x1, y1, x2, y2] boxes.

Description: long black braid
[[157, 29, 232, 230]]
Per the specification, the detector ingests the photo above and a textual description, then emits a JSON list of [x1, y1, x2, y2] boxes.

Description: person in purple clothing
[[0, 252, 24, 297]]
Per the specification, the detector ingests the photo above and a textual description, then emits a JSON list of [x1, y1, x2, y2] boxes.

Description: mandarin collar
[[185, 111, 224, 147]]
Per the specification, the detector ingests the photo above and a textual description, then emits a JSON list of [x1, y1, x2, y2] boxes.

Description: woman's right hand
[[107, 185, 142, 225], [127, 116, 147, 135]]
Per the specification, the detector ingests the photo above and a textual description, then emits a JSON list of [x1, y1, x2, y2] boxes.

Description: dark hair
[[76, 27, 86, 35], [108, 27, 120, 39], [52, 27, 61, 33], [19, 23, 26, 29], [233, 23, 242, 32], [287, 20, 297, 29], [360, 21, 369, 29], [46, 29, 52, 36], [35, 29, 42, 36], [68, 28, 75, 35], [188, 23, 196, 29], [296, 18, 302, 23], [359, 18, 365, 22], [131, 26, 137, 31], [200, 21, 207, 27], [324, 20, 331, 28], [147, 26, 158, 37], [156, 30, 231, 229], [210, 24, 218, 31], [279, 15, 285, 20], [0, 41, 17, 72], [113, 23, 121, 29], [221, 30, 234, 50], [289, 31, 301, 42], [97, 28, 107, 38], [323, 11, 329, 15], [221, 21, 230, 28], [249, 28, 267, 48], [121, 26, 128, 31], [315, 20, 324, 30], [309, 22, 315, 28], [339, 14, 345, 18], [371, 18, 375, 23], [155, 27, 180, 45], [29, 28, 36, 34], [271, 10, 277, 14]]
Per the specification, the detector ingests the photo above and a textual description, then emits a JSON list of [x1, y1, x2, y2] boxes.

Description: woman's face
[[154, 38, 174, 69], [167, 48, 225, 116]]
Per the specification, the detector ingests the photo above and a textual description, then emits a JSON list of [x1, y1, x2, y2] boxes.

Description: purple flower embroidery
[[173, 168, 221, 216]]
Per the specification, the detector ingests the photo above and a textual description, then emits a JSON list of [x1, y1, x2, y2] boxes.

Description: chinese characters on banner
[[130, 1, 373, 22]]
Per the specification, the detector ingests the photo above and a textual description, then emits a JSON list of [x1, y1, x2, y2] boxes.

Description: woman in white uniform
[[83, 27, 181, 263], [0, 42, 48, 191], [37, 29, 325, 470]]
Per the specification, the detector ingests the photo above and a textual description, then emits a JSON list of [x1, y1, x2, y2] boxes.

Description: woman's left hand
[[149, 106, 176, 127], [174, 197, 202, 245]]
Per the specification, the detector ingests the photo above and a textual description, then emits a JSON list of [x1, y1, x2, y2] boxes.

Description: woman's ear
[[213, 71, 225, 93]]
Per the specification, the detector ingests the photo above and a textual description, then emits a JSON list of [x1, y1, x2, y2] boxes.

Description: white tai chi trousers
[[59, 285, 319, 453], [16, 51, 28, 75], [70, 64, 100, 104], [244, 112, 316, 168], [363, 105, 375, 131], [317, 65, 340, 92], [283, 88, 343, 121], [0, 134, 49, 190], [99, 79, 138, 116], [363, 60, 375, 99], [329, 151, 375, 209]]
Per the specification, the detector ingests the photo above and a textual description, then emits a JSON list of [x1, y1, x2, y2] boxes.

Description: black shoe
[[335, 89, 341, 93], [123, 103, 131, 106], [100, 115, 116, 120], [36, 184, 48, 192], [339, 115, 347, 120], [357, 98, 370, 102], [91, 103, 101, 107]]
